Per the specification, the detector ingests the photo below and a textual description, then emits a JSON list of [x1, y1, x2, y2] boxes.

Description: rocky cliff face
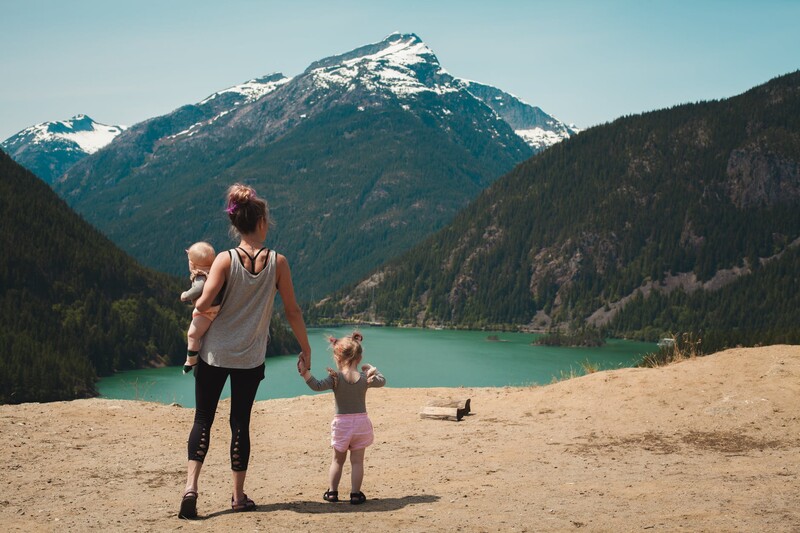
[[726, 148, 800, 208]]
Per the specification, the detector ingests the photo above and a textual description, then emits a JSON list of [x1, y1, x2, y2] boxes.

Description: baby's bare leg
[[187, 315, 213, 352]]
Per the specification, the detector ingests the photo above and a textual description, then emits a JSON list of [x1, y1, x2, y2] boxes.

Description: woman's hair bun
[[226, 184, 254, 215], [229, 183, 254, 205], [351, 332, 363, 342], [225, 182, 268, 235]]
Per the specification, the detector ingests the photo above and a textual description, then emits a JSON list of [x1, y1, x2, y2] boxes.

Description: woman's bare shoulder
[[274, 252, 289, 267], [214, 250, 233, 266]]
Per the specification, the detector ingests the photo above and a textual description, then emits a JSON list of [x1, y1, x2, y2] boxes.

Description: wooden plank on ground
[[427, 398, 471, 415], [419, 406, 463, 421]]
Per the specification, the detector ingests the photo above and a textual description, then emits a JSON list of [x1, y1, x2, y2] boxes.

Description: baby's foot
[[183, 356, 198, 374]]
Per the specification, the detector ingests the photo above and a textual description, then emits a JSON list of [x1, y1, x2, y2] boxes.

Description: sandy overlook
[[2, 345, 798, 532]]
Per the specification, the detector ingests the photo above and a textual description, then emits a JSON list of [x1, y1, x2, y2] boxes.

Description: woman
[[178, 183, 311, 519]]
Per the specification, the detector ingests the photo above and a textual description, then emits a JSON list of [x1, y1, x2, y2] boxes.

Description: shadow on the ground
[[200, 494, 440, 518]]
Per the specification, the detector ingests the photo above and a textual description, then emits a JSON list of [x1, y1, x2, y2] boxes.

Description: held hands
[[296, 352, 310, 373], [297, 356, 338, 386], [296, 352, 314, 374], [297, 354, 308, 376], [297, 351, 310, 373]]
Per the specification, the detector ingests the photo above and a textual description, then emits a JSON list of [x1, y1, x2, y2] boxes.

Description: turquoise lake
[[97, 326, 657, 407]]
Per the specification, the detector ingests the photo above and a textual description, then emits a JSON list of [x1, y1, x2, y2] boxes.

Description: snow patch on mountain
[[59, 123, 125, 154], [169, 110, 235, 139], [3, 115, 126, 155], [516, 127, 571, 151], [198, 74, 290, 106], [166, 74, 290, 140], [309, 33, 458, 97]]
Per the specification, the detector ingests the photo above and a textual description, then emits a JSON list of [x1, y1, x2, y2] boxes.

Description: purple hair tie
[[226, 201, 238, 214]]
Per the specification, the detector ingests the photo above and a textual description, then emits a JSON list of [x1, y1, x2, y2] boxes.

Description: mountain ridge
[[4, 33, 575, 186], [51, 33, 575, 297], [310, 70, 800, 351]]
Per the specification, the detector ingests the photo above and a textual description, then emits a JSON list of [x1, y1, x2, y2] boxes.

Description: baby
[[180, 242, 223, 373]]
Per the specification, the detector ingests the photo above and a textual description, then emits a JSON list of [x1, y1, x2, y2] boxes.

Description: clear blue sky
[[1, 0, 798, 140]]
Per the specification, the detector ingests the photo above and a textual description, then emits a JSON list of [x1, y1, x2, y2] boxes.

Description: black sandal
[[178, 490, 198, 519], [350, 491, 366, 505], [231, 493, 256, 512], [323, 490, 339, 502]]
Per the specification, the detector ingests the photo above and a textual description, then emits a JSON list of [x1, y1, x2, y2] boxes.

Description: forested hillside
[[312, 71, 800, 352], [0, 150, 192, 402], [1, 149, 303, 403], [608, 244, 800, 350]]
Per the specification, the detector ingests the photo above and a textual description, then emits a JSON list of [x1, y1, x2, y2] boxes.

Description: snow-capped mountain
[[55, 32, 575, 298], [168, 32, 575, 151], [304, 32, 455, 97], [310, 33, 578, 150], [1, 115, 126, 183]]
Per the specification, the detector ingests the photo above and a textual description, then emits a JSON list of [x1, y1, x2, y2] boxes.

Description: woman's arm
[[276, 253, 312, 370], [195, 252, 230, 312]]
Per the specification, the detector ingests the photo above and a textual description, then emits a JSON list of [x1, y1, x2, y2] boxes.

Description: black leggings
[[187, 358, 265, 471]]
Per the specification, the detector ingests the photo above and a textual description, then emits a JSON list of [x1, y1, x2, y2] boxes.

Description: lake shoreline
[[97, 327, 654, 407]]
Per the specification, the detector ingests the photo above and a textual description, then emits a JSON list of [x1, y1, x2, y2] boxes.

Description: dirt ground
[[1, 345, 798, 532]]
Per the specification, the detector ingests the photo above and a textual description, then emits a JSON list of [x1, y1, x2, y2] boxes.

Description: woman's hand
[[299, 350, 311, 373]]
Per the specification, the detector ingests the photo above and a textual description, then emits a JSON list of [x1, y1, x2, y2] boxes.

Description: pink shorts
[[330, 413, 374, 452]]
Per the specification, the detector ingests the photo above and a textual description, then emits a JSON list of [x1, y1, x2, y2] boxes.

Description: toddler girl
[[298, 332, 385, 504]]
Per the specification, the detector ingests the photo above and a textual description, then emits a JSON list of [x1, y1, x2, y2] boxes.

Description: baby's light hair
[[328, 331, 364, 367], [186, 241, 216, 268]]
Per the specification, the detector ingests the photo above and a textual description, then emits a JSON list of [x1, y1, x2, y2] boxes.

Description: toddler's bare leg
[[329, 449, 347, 492], [349, 448, 365, 493]]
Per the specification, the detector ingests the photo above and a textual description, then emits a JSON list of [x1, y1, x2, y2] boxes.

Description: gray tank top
[[199, 249, 277, 369]]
